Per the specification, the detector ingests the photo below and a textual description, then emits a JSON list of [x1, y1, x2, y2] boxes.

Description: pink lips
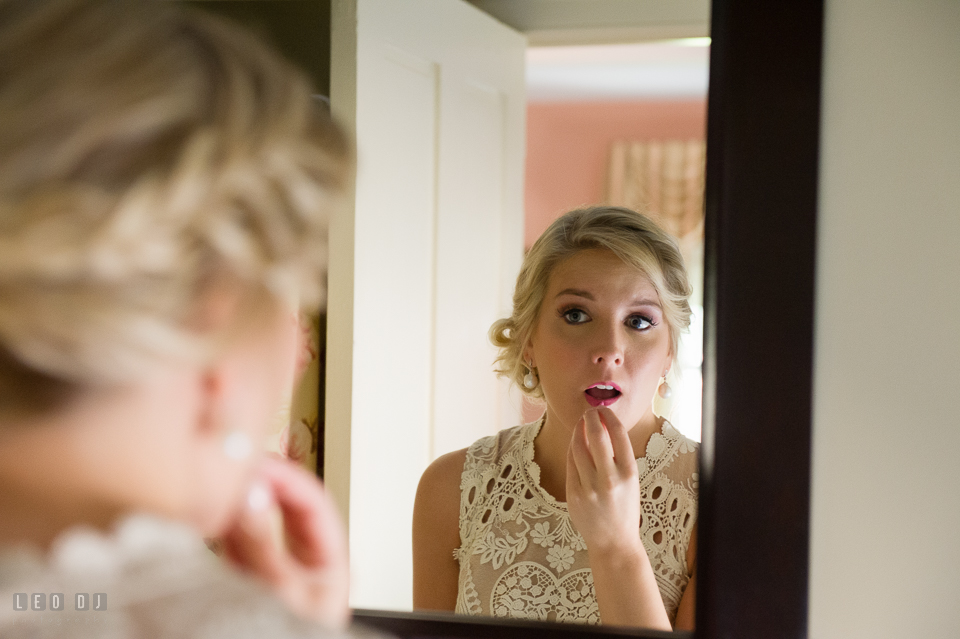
[[583, 381, 622, 407]]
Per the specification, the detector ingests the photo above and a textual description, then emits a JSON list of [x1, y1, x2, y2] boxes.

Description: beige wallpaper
[[266, 311, 321, 474]]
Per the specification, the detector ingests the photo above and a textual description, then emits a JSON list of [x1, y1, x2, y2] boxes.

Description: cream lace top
[[455, 418, 698, 625], [0, 515, 348, 639]]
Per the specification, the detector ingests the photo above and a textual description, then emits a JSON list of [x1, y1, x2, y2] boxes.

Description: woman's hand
[[221, 457, 350, 629], [566, 406, 644, 557], [566, 407, 671, 630]]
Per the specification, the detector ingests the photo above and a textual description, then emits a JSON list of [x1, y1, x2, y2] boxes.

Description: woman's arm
[[674, 565, 697, 630], [673, 523, 698, 631], [412, 448, 466, 611], [566, 407, 672, 630]]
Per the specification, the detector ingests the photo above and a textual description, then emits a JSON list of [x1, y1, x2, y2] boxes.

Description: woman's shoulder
[[417, 422, 536, 501], [418, 447, 469, 495]]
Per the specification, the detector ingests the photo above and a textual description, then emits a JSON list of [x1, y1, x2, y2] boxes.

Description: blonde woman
[[0, 1, 352, 636], [414, 207, 699, 630]]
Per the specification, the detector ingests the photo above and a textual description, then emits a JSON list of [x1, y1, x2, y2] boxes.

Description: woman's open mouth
[[584, 382, 622, 407]]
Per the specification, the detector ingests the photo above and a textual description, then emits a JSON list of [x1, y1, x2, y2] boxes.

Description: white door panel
[[349, 41, 437, 612], [433, 78, 506, 457], [329, 0, 525, 611]]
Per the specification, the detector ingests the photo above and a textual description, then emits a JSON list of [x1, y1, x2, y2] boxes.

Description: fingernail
[[247, 481, 272, 512]]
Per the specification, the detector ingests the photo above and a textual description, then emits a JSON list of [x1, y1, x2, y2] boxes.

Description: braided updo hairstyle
[[489, 206, 692, 400], [0, 0, 352, 418]]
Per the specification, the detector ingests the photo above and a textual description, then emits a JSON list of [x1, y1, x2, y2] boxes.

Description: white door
[[327, 0, 526, 611]]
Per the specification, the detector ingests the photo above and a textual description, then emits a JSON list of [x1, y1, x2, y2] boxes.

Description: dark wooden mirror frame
[[352, 0, 824, 637]]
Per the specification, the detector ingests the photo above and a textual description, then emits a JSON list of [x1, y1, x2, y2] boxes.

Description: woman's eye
[[627, 315, 653, 330], [562, 308, 589, 324]]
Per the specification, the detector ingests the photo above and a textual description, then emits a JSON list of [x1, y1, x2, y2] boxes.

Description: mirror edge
[[353, 609, 689, 639], [698, 0, 823, 637]]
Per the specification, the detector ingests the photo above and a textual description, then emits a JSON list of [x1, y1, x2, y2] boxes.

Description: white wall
[[810, 0, 960, 636]]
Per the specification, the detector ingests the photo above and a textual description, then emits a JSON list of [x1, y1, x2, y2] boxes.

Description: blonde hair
[[0, 0, 352, 417], [490, 206, 692, 399]]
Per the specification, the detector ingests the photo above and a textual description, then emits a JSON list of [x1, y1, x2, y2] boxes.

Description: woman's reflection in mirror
[[413, 207, 698, 631]]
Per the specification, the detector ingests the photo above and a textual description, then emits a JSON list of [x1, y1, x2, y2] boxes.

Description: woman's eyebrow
[[554, 289, 663, 310], [554, 288, 593, 300]]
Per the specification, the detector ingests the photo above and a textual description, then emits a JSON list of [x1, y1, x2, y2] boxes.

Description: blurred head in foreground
[[0, 0, 350, 541]]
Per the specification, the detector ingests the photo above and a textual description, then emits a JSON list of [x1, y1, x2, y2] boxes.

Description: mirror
[[352, 0, 821, 635], [339, 0, 821, 635]]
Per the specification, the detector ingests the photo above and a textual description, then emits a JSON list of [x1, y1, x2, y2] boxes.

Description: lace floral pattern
[[0, 515, 345, 639], [455, 419, 698, 625]]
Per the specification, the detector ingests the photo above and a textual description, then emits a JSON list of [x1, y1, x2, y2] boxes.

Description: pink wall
[[524, 100, 707, 248]]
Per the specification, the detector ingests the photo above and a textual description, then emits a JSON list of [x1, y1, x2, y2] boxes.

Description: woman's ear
[[664, 338, 676, 371], [522, 341, 535, 368], [182, 357, 257, 536]]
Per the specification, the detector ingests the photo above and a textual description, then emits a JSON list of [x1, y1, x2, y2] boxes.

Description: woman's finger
[[225, 459, 350, 629], [259, 457, 347, 570], [221, 480, 287, 585], [583, 408, 617, 479], [568, 415, 595, 489], [597, 406, 637, 478]]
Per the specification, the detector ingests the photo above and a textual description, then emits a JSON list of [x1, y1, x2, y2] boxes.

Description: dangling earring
[[222, 430, 253, 461], [657, 370, 672, 399], [523, 362, 538, 389]]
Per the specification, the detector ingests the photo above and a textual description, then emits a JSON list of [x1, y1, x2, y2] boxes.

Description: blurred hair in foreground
[[0, 0, 352, 419], [0, 1, 355, 633]]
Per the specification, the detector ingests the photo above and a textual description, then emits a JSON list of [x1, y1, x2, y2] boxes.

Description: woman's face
[[526, 248, 673, 435]]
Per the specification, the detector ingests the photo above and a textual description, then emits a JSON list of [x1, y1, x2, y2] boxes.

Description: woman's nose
[[591, 324, 623, 366]]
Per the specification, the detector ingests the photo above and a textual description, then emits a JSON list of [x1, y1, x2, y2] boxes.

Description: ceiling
[[466, 0, 710, 46], [465, 0, 711, 101], [526, 39, 710, 102]]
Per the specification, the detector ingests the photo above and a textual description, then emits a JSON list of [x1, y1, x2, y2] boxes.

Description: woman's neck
[[0, 405, 145, 550], [0, 476, 125, 550]]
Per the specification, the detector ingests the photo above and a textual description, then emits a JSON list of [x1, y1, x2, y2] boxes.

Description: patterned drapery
[[606, 139, 706, 247]]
